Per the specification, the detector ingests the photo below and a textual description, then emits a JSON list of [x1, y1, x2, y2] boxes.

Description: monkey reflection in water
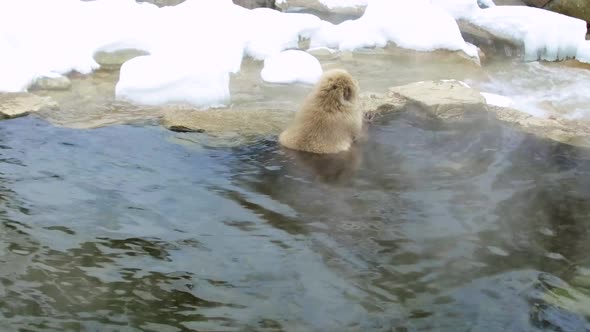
[[279, 69, 367, 182]]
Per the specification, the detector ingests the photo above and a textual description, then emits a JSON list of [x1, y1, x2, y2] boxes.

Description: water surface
[[1, 109, 590, 331]]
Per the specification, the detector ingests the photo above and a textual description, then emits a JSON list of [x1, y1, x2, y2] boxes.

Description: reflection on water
[[1, 111, 590, 331]]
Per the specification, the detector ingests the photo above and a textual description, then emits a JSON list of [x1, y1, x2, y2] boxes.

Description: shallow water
[[1, 105, 590, 330]]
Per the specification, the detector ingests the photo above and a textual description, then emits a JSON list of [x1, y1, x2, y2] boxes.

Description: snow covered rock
[[275, 0, 367, 15], [244, 8, 322, 60], [467, 6, 587, 61], [310, 0, 476, 57], [261, 50, 322, 84], [31, 73, 72, 91], [116, 55, 230, 108]]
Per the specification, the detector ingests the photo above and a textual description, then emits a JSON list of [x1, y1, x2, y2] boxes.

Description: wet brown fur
[[279, 69, 363, 154]]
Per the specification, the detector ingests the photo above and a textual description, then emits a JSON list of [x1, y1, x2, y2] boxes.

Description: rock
[[233, 0, 276, 9], [135, 0, 185, 7], [457, 21, 522, 58], [362, 80, 590, 148], [494, 0, 527, 5], [388, 80, 487, 120], [523, 0, 551, 6], [0, 93, 58, 119], [30, 74, 72, 91], [524, 0, 590, 25], [94, 49, 150, 70], [161, 107, 293, 137], [276, 0, 366, 15]]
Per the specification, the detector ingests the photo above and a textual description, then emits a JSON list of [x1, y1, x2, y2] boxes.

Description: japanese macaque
[[279, 69, 364, 154]]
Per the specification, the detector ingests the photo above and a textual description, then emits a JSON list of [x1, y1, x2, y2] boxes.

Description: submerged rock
[[94, 49, 149, 70], [0, 93, 58, 119], [30, 74, 72, 91]]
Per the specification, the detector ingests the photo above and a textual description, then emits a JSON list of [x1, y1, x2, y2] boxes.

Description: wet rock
[[491, 105, 590, 147], [494, 0, 527, 5], [388, 80, 487, 120], [530, 272, 590, 331], [363, 80, 590, 148], [94, 49, 150, 70], [276, 0, 366, 15], [161, 107, 293, 136], [458, 20, 522, 58], [359, 92, 406, 118], [30, 74, 72, 91], [0, 93, 58, 119], [524, 0, 590, 25], [233, 0, 276, 9]]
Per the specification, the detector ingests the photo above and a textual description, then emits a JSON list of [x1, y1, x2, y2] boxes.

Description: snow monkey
[[279, 69, 363, 154]]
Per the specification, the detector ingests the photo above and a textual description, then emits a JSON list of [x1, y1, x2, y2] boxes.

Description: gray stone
[[94, 49, 149, 70], [0, 93, 58, 119], [495, 0, 527, 5], [524, 0, 590, 24], [363, 80, 590, 148], [233, 0, 276, 9], [388, 80, 487, 120]]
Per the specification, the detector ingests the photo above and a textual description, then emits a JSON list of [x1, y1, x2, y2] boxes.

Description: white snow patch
[[310, 0, 473, 56], [467, 6, 586, 61], [430, 0, 482, 20], [261, 50, 323, 84], [576, 41, 590, 64], [244, 9, 322, 60], [481, 92, 513, 108], [116, 55, 230, 108]]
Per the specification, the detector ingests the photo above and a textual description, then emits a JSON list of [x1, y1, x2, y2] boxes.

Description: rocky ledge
[[0, 93, 58, 119], [162, 80, 590, 148]]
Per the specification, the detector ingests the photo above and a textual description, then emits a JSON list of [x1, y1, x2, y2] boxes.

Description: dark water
[[1, 112, 590, 331]]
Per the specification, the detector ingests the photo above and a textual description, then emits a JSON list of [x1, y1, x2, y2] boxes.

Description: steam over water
[[1, 108, 589, 330]]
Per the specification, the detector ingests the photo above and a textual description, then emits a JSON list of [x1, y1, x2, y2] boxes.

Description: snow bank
[[261, 50, 322, 84], [0, 0, 320, 107], [245, 9, 322, 60], [4, 0, 590, 108], [430, 0, 482, 20], [116, 55, 230, 107], [310, 0, 474, 56], [467, 6, 586, 61], [576, 41, 590, 63]]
